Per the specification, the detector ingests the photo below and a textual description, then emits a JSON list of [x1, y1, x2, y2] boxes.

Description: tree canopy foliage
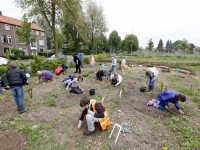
[[121, 34, 139, 54], [147, 39, 154, 55], [108, 30, 121, 52], [157, 39, 163, 53], [15, 0, 81, 58], [15, 15, 36, 56]]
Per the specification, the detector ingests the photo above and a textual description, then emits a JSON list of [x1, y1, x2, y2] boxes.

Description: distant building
[[0, 11, 46, 56]]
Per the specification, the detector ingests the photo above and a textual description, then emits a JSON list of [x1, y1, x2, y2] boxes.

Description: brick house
[[0, 11, 46, 56]]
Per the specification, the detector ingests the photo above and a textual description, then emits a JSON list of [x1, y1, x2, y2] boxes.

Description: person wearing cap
[[36, 70, 54, 85], [110, 73, 122, 86]]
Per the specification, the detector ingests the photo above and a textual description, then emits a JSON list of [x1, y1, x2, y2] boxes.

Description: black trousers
[[76, 63, 81, 73]]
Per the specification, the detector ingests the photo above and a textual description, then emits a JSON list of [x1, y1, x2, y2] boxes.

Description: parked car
[[48, 54, 66, 60], [0, 57, 8, 65]]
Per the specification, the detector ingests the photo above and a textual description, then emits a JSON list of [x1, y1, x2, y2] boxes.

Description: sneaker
[[147, 100, 154, 106], [83, 130, 95, 136]]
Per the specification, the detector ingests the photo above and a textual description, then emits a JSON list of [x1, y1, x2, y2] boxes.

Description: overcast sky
[[1, 0, 200, 47]]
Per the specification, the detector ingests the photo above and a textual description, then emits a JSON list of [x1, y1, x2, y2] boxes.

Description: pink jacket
[[90, 57, 95, 65]]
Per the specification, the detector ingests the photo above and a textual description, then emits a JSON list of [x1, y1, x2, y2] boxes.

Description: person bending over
[[62, 74, 75, 87], [110, 73, 122, 86], [147, 90, 186, 114], [36, 70, 54, 85], [66, 75, 83, 94], [96, 70, 106, 81], [78, 97, 111, 136], [145, 67, 159, 93]]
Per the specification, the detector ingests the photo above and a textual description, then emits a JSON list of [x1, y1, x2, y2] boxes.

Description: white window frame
[[41, 32, 44, 36], [3, 47, 13, 55], [1, 35, 12, 44], [36, 31, 39, 35], [5, 24, 10, 30], [31, 30, 34, 34], [39, 40, 45, 46], [31, 42, 37, 48]]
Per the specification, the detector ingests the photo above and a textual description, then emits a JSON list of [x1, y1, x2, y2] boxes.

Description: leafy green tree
[[178, 39, 190, 54], [15, 15, 36, 56], [108, 30, 121, 52], [63, 23, 83, 53], [11, 48, 25, 56], [36, 16, 53, 49], [15, 0, 81, 58], [83, 0, 108, 54], [147, 39, 154, 55], [121, 34, 139, 54], [172, 40, 182, 49], [157, 39, 163, 53], [95, 34, 109, 54]]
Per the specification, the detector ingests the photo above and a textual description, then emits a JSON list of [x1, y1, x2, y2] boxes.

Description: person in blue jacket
[[62, 74, 74, 86], [147, 90, 186, 114], [77, 53, 84, 68]]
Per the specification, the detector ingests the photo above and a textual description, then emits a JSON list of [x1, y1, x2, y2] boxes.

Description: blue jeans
[[110, 66, 117, 74], [11, 87, 24, 107]]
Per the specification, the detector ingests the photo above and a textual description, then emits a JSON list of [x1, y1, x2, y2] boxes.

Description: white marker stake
[[101, 97, 105, 102], [119, 89, 122, 100], [109, 123, 126, 144]]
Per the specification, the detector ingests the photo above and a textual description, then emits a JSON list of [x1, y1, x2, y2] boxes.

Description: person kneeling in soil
[[96, 70, 106, 81], [55, 64, 67, 75], [147, 90, 186, 114], [62, 74, 75, 87], [36, 70, 54, 85], [78, 97, 111, 136], [66, 75, 83, 94], [145, 67, 159, 93], [110, 73, 122, 86], [0, 74, 10, 93]]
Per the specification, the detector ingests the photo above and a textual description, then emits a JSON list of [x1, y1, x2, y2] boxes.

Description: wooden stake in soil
[[28, 88, 33, 99]]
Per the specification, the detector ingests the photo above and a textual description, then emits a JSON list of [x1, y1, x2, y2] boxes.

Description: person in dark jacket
[[6, 61, 28, 114], [96, 70, 106, 81], [72, 54, 81, 74], [0, 74, 9, 92]]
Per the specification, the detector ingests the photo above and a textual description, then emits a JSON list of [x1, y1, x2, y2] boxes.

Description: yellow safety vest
[[91, 102, 111, 130]]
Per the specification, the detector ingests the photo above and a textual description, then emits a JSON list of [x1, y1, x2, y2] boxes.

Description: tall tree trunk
[[52, 2, 58, 59], [28, 44, 31, 56]]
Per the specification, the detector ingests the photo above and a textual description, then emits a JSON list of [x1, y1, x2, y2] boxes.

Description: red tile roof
[[0, 15, 45, 31]]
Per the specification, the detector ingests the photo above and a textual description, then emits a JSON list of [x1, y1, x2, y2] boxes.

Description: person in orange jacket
[[55, 64, 67, 75], [78, 97, 111, 136]]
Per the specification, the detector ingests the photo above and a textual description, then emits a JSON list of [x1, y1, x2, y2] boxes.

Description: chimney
[[0, 11, 2, 16], [32, 20, 36, 24]]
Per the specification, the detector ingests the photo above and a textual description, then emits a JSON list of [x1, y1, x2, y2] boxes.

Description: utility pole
[[131, 28, 134, 56]]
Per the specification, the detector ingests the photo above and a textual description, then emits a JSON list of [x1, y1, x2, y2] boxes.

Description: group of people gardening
[[1, 54, 187, 137]]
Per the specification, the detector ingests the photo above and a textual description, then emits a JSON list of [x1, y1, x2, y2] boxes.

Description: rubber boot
[[18, 105, 28, 114], [149, 86, 154, 93], [148, 85, 151, 92]]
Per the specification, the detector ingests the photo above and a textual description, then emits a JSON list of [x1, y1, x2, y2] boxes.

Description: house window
[[40, 49, 44, 52], [41, 32, 44, 36], [5, 24, 10, 30], [31, 42, 37, 47], [39, 40, 45, 46], [36, 31, 39, 35], [1, 35, 12, 44], [3, 47, 13, 55], [31, 30, 34, 34]]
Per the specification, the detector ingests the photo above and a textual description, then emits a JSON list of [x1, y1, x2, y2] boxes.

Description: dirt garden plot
[[0, 65, 200, 150]]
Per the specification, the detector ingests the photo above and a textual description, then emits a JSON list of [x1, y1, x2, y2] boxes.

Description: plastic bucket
[[175, 68, 180, 72], [89, 89, 95, 95], [140, 87, 146, 92]]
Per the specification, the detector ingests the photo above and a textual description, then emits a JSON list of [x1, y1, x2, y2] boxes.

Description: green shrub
[[95, 52, 110, 60], [11, 48, 25, 56], [0, 65, 9, 83], [38, 52, 54, 57], [30, 56, 67, 73], [82, 57, 90, 64], [9, 56, 34, 60]]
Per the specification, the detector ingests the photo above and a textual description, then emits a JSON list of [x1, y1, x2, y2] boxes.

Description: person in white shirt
[[120, 56, 126, 75], [110, 73, 123, 86]]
